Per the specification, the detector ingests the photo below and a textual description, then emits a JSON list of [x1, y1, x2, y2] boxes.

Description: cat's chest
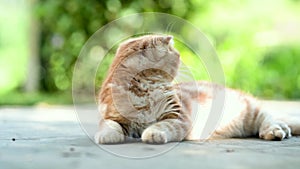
[[128, 88, 173, 121], [114, 81, 175, 123]]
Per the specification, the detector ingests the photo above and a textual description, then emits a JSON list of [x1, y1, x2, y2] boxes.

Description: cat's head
[[110, 34, 180, 82]]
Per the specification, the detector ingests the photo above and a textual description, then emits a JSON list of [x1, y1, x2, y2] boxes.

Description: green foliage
[[1, 0, 300, 105], [0, 2, 29, 94], [257, 46, 300, 99], [225, 45, 300, 99], [188, 0, 300, 99], [35, 0, 300, 100], [0, 91, 72, 105], [35, 0, 196, 92]]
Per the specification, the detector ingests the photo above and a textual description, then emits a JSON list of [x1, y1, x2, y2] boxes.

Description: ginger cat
[[94, 34, 300, 144]]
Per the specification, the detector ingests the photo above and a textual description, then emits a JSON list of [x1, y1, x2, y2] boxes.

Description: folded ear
[[164, 35, 174, 45]]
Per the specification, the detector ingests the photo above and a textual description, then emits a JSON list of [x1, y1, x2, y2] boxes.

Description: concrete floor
[[1, 101, 300, 169]]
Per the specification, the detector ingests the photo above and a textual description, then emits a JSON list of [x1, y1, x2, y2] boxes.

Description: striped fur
[[94, 35, 299, 144], [177, 81, 297, 140], [95, 35, 190, 144]]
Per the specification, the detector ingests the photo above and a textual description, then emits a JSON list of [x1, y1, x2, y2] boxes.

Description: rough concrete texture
[[0, 101, 300, 169]]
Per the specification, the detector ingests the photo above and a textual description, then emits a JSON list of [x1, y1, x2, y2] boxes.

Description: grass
[[0, 92, 73, 106]]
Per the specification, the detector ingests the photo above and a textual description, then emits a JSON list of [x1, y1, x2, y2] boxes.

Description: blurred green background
[[0, 0, 300, 105]]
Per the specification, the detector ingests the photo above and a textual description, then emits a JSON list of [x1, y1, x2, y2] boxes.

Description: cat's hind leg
[[94, 119, 125, 144], [259, 117, 292, 140], [209, 104, 292, 141], [288, 120, 300, 135]]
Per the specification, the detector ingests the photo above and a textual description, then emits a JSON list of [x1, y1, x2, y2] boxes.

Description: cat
[[94, 34, 300, 144]]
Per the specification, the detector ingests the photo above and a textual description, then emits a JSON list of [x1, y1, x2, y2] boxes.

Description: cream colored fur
[[94, 35, 300, 144]]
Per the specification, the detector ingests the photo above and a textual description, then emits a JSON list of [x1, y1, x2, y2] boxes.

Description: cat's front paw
[[94, 130, 125, 144], [259, 121, 292, 141], [94, 120, 125, 144], [141, 128, 168, 144]]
